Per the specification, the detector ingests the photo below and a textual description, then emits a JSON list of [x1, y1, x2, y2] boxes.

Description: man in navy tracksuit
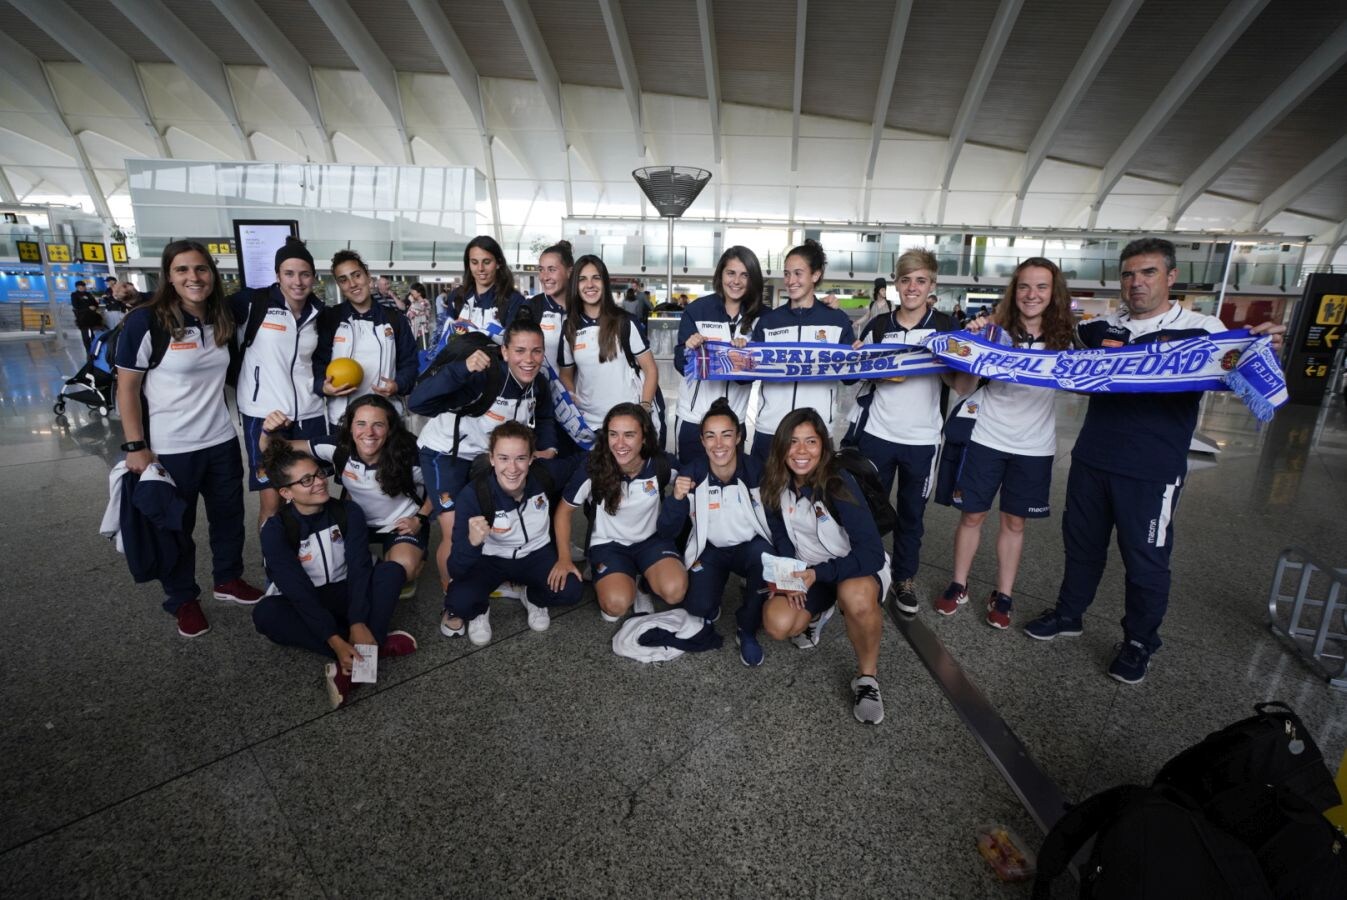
[[1024, 238, 1284, 683]]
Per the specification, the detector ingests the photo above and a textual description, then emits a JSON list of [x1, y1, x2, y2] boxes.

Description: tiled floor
[[2, 333, 1344, 898]]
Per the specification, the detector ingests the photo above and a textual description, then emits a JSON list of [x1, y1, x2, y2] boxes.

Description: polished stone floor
[[2, 332, 1344, 898]]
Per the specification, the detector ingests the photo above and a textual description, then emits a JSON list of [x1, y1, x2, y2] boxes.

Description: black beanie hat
[[275, 237, 315, 272]]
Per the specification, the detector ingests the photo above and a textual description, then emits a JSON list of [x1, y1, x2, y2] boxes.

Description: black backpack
[[1153, 701, 1341, 813], [329, 444, 424, 505], [278, 498, 349, 552], [466, 453, 561, 527], [226, 290, 275, 387], [826, 448, 898, 537], [1033, 784, 1273, 899], [408, 330, 505, 419]]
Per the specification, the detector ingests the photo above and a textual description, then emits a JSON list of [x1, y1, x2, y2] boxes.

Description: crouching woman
[[252, 443, 417, 708]]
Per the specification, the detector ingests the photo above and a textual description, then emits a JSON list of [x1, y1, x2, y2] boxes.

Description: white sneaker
[[520, 590, 550, 632], [490, 582, 522, 600], [790, 605, 836, 650], [467, 610, 492, 646], [851, 675, 884, 725], [439, 611, 465, 638], [633, 590, 655, 616]]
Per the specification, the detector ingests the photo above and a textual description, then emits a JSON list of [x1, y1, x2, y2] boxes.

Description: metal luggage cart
[[1267, 546, 1347, 690]]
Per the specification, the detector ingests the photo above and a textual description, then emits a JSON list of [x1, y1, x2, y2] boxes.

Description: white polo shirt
[[858, 308, 954, 446], [310, 438, 423, 530], [558, 313, 649, 429], [563, 455, 675, 547], [970, 338, 1057, 457], [115, 308, 235, 455]]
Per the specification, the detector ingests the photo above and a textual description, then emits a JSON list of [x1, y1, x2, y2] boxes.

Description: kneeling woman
[[252, 444, 418, 709], [761, 409, 890, 725], [259, 395, 429, 596], [665, 398, 774, 666], [443, 421, 583, 645], [551, 403, 685, 621]]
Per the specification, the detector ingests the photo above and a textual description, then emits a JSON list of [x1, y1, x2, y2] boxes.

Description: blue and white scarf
[[687, 330, 1288, 422]]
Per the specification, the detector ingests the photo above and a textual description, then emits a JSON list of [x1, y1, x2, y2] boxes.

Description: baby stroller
[[54, 326, 118, 417]]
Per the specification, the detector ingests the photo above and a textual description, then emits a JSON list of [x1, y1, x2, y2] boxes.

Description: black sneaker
[[1023, 609, 1083, 641], [1108, 640, 1151, 684], [889, 578, 919, 615]]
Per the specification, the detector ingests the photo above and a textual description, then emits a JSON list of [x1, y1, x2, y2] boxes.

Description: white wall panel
[[795, 136, 865, 189], [949, 144, 1019, 191], [795, 185, 860, 221], [721, 134, 792, 185], [1093, 175, 1174, 230], [872, 136, 944, 188], [139, 64, 230, 123], [1175, 194, 1256, 232], [228, 66, 313, 127], [45, 62, 139, 118], [868, 188, 939, 223]]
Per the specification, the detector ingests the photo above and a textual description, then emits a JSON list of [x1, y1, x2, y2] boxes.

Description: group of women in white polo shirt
[[115, 232, 1070, 724]]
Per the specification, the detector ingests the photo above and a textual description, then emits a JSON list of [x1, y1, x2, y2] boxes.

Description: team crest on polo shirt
[[439, 491, 452, 507], [533, 495, 546, 509], [384, 325, 394, 338], [643, 479, 657, 495], [965, 401, 979, 414], [330, 527, 343, 543], [257, 466, 269, 483], [815, 329, 827, 341], [814, 504, 829, 521]]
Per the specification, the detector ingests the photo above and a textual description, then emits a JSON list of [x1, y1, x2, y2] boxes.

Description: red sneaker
[[212, 578, 264, 606], [986, 592, 1013, 630], [380, 630, 419, 657], [324, 663, 352, 709], [935, 582, 968, 616], [175, 599, 210, 638]]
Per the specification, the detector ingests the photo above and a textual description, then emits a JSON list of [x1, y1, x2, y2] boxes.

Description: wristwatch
[[120, 440, 147, 452]]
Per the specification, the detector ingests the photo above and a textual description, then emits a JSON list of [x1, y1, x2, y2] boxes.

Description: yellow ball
[[326, 357, 364, 390]]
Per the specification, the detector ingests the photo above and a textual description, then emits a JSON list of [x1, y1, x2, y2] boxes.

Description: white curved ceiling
[[2, 0, 1346, 255]]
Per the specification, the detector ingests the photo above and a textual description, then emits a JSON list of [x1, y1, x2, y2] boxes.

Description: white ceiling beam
[[934, 0, 1025, 225], [1089, 0, 1268, 226], [695, 0, 722, 164], [1252, 134, 1347, 229], [865, 0, 913, 181], [0, 124, 78, 161], [1314, 218, 1347, 266], [108, 0, 252, 159], [597, 0, 645, 158], [0, 30, 114, 220], [1169, 17, 1347, 226], [500, 0, 572, 213], [9, 0, 169, 157], [1010, 0, 1142, 226], [404, 0, 487, 135], [208, 0, 333, 161], [306, 0, 411, 164], [861, 0, 914, 222], [791, 0, 806, 173], [402, 0, 500, 239], [1170, 18, 1347, 226], [0, 167, 18, 204]]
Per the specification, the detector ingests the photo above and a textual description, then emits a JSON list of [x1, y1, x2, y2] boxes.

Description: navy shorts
[[589, 534, 681, 582], [954, 440, 1053, 518], [419, 447, 472, 514], [781, 572, 884, 615], [242, 412, 330, 491], [369, 520, 431, 553]]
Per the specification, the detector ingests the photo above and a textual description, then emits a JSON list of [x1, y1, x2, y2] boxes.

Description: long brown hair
[[148, 240, 234, 346], [565, 254, 626, 363], [464, 235, 518, 323], [994, 257, 1075, 351], [760, 409, 851, 512], [713, 246, 764, 336], [587, 402, 659, 515]]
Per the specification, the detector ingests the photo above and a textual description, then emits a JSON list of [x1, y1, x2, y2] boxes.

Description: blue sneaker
[[1108, 640, 1151, 684], [1023, 609, 1083, 641], [736, 629, 764, 667]]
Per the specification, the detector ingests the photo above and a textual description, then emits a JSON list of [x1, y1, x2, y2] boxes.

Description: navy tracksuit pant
[[252, 560, 404, 658], [856, 432, 936, 582], [684, 537, 774, 632], [154, 437, 246, 612], [445, 546, 583, 620], [1054, 460, 1183, 653]]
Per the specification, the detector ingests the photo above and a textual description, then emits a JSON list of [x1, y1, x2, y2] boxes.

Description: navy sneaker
[[1023, 609, 1083, 641], [1108, 640, 1151, 684], [736, 629, 764, 667]]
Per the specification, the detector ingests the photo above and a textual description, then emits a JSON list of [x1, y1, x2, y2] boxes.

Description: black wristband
[[120, 440, 147, 452], [414, 513, 429, 524]]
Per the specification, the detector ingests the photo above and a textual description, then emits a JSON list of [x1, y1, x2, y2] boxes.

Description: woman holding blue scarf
[[937, 257, 1075, 630]]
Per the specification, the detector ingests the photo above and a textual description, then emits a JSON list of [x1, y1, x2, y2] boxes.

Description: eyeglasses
[[283, 471, 328, 488]]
